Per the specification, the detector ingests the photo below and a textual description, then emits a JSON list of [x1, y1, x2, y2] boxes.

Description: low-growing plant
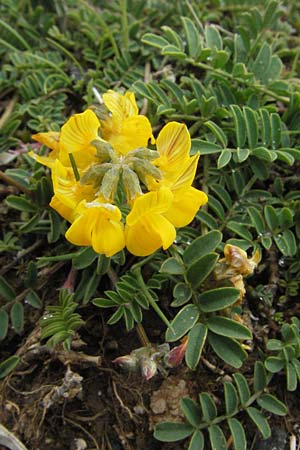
[[1, 0, 300, 448]]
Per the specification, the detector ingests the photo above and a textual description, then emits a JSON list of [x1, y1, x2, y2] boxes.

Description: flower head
[[30, 89, 207, 257]]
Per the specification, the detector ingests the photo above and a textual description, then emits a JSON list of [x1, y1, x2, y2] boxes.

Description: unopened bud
[[112, 354, 139, 371], [99, 165, 121, 200], [164, 337, 188, 368], [127, 147, 159, 160], [132, 158, 161, 187], [122, 166, 142, 203], [140, 357, 157, 380], [80, 163, 112, 188], [91, 139, 117, 163]]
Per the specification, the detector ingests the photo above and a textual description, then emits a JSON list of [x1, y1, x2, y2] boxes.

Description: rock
[[253, 428, 289, 450]]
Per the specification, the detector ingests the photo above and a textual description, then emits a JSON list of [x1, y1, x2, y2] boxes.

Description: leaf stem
[[133, 266, 171, 329], [136, 322, 150, 346], [120, 0, 129, 50], [0, 170, 32, 195], [130, 254, 157, 272], [79, 0, 120, 58], [187, 58, 290, 104]]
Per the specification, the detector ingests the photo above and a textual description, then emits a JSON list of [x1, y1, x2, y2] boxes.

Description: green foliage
[[93, 271, 151, 331], [0, 356, 20, 379], [40, 289, 84, 351], [154, 362, 287, 448], [1, 1, 300, 446], [265, 317, 300, 391]]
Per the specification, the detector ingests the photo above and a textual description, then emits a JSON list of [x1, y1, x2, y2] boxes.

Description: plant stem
[[133, 267, 172, 330], [120, 0, 129, 50], [46, 38, 84, 76], [187, 58, 290, 104], [130, 254, 157, 272], [0, 170, 32, 195], [136, 322, 150, 346]]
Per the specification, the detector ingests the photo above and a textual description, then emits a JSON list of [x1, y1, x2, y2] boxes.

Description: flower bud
[[127, 147, 159, 160], [140, 357, 157, 380], [99, 165, 121, 200], [91, 139, 117, 163], [80, 163, 112, 188], [130, 158, 161, 189], [164, 337, 188, 368], [112, 354, 139, 371], [122, 166, 142, 203]]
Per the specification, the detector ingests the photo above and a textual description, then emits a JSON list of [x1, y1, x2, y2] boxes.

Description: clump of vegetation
[[0, 0, 300, 449]]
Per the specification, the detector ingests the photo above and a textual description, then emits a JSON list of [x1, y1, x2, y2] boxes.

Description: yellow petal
[[65, 201, 125, 257], [29, 132, 60, 168], [101, 90, 153, 155], [164, 186, 208, 227], [102, 90, 138, 120], [102, 115, 153, 155], [125, 188, 175, 256], [50, 195, 75, 222], [51, 160, 95, 212], [65, 212, 94, 247], [126, 188, 173, 226], [125, 214, 175, 256], [29, 150, 56, 169], [60, 109, 100, 154], [171, 153, 200, 191], [155, 122, 190, 177], [32, 131, 60, 152], [91, 217, 125, 256]]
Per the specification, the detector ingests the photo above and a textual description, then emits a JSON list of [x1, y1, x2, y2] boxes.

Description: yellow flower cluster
[[30, 90, 208, 257]]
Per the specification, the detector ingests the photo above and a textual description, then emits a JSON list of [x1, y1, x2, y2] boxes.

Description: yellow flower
[[65, 200, 125, 257], [163, 154, 208, 227], [154, 122, 191, 182], [164, 186, 208, 228], [125, 187, 176, 256], [100, 90, 153, 155], [31, 110, 100, 171], [49, 196, 74, 223], [59, 109, 100, 170], [29, 90, 208, 258], [32, 131, 60, 153], [148, 124, 208, 227], [60, 109, 100, 154], [50, 160, 96, 222]]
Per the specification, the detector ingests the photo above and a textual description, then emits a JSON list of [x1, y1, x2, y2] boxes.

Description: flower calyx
[[81, 142, 162, 203]]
